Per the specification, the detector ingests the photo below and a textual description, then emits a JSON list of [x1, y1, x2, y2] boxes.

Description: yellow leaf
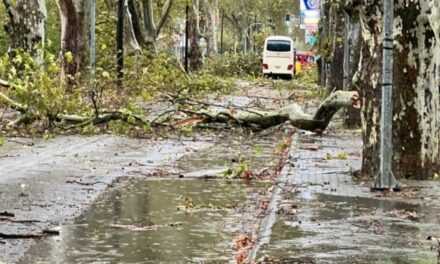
[[64, 52, 74, 64]]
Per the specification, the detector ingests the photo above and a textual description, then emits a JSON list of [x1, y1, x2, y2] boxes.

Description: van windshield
[[266, 40, 291, 52]]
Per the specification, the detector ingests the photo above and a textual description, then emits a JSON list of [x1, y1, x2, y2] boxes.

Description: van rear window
[[267, 40, 291, 52]]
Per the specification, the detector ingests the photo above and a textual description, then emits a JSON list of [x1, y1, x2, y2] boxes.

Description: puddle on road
[[21, 179, 269, 264], [176, 133, 281, 175], [14, 131, 288, 264]]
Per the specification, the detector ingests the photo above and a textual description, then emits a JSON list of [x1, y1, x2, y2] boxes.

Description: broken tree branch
[[174, 91, 360, 132]]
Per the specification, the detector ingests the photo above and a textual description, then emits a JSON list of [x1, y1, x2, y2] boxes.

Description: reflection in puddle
[[22, 179, 269, 264]]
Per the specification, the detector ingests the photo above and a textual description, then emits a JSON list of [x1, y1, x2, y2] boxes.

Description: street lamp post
[[116, 0, 125, 88], [374, 0, 399, 191], [184, 1, 190, 72]]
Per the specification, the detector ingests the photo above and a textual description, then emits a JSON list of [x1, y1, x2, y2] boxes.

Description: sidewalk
[[256, 129, 440, 263]]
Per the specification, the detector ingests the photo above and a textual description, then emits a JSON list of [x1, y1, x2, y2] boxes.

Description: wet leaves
[[324, 152, 348, 160], [233, 234, 254, 264]]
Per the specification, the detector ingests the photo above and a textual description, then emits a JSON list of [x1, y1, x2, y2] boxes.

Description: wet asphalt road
[[0, 135, 207, 263]]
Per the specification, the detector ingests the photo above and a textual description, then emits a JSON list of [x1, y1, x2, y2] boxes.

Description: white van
[[262, 36, 295, 79]]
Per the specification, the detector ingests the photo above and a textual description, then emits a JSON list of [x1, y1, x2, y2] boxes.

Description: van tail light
[[262, 63, 269, 70], [288, 64, 294, 71]]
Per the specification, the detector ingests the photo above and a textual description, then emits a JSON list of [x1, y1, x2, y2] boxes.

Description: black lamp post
[[116, 0, 124, 88], [184, 0, 190, 72]]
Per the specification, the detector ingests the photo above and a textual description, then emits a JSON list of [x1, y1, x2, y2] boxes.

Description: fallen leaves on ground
[[233, 234, 254, 264], [324, 152, 348, 160]]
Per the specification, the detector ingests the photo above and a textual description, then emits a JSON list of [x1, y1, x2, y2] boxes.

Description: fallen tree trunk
[[178, 91, 360, 132]]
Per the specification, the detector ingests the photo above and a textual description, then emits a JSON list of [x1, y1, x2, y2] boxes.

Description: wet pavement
[[256, 132, 440, 264], [8, 129, 440, 264], [2, 84, 440, 263], [20, 179, 268, 264], [0, 135, 207, 263], [12, 129, 292, 264]]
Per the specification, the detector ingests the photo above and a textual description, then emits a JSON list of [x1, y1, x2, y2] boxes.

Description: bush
[[124, 52, 233, 99], [203, 53, 262, 78], [0, 50, 86, 123]]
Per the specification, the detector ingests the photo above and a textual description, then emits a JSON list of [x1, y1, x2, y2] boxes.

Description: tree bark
[[140, 0, 173, 50], [2, 0, 46, 54], [326, 4, 345, 93], [353, 0, 440, 179], [343, 9, 361, 128], [124, 0, 141, 53], [177, 91, 360, 132], [189, 10, 203, 71], [58, 0, 88, 79]]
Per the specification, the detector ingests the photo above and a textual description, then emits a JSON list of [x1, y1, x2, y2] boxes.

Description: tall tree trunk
[[206, 0, 219, 55], [189, 11, 202, 71], [124, 0, 141, 53], [326, 4, 345, 93], [141, 0, 173, 51], [354, 0, 440, 179], [58, 0, 88, 79], [343, 9, 361, 128], [318, 1, 330, 87], [127, 0, 145, 47], [3, 0, 46, 54]]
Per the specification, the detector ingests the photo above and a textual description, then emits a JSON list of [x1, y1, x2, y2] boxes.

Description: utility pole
[[374, 0, 399, 190], [220, 9, 224, 54], [116, 0, 125, 88], [342, 12, 350, 91], [185, 1, 190, 72]]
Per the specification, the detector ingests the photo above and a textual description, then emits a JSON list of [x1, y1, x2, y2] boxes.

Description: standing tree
[[192, 0, 220, 56], [347, 0, 440, 179], [57, 0, 88, 79], [2, 0, 47, 54], [122, 0, 173, 51]]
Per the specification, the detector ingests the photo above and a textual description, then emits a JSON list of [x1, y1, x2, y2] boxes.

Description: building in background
[[300, 0, 320, 46]]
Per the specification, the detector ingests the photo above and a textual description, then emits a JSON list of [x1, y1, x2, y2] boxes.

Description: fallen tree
[[171, 90, 360, 132], [0, 77, 360, 132]]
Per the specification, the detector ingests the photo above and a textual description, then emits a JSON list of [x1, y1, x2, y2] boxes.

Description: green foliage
[[203, 53, 262, 78], [0, 50, 86, 124], [124, 53, 232, 98], [295, 66, 319, 86], [0, 48, 232, 135], [223, 158, 250, 179], [0, 136, 5, 146], [0, 4, 8, 55]]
